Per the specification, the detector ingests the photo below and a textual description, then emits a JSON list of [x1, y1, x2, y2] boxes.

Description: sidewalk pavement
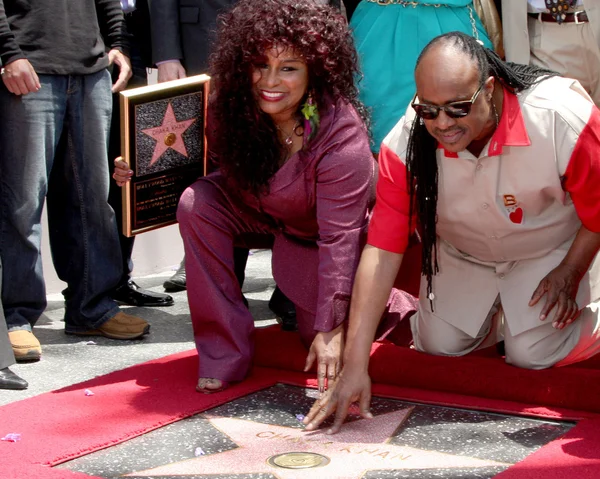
[[0, 250, 278, 407]]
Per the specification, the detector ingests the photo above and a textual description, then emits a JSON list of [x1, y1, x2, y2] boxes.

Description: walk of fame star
[[141, 102, 196, 166], [127, 409, 508, 478]]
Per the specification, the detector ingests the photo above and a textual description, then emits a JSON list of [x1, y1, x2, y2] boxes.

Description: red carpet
[[1, 326, 600, 479]]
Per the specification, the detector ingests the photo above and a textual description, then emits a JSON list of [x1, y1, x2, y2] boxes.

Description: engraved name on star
[[127, 408, 508, 478], [141, 102, 196, 166]]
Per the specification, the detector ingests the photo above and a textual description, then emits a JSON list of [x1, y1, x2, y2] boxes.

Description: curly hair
[[209, 0, 368, 195]]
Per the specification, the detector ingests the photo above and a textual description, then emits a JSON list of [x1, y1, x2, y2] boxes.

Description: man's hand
[[112, 157, 133, 187], [157, 60, 187, 83], [108, 49, 132, 93], [1, 59, 40, 96], [529, 263, 583, 329], [304, 324, 344, 393], [303, 367, 372, 434]]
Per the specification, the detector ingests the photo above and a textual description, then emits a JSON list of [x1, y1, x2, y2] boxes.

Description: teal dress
[[351, 0, 493, 152]]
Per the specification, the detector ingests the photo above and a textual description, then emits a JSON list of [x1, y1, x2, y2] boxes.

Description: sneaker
[[66, 311, 150, 340], [8, 330, 42, 362], [163, 258, 186, 292]]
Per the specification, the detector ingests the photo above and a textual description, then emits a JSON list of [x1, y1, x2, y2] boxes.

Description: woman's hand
[[303, 366, 372, 434], [113, 157, 133, 187], [304, 323, 344, 393], [529, 263, 583, 330]]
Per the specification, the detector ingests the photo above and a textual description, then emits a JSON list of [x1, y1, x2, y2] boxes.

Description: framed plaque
[[120, 74, 210, 236]]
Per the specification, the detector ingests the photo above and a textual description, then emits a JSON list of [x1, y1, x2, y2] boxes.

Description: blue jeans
[[0, 70, 121, 332]]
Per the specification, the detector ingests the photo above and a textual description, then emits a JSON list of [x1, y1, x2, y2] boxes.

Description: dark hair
[[209, 0, 367, 195], [405, 31, 558, 306]]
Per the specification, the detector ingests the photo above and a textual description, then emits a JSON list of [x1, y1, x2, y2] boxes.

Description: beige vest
[[502, 0, 600, 64]]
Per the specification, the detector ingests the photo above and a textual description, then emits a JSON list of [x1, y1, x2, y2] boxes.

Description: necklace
[[277, 121, 301, 146]]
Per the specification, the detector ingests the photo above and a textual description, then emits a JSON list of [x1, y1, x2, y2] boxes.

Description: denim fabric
[[108, 44, 148, 285], [0, 70, 121, 332]]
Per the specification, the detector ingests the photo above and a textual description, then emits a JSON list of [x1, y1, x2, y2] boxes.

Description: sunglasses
[[411, 82, 485, 120]]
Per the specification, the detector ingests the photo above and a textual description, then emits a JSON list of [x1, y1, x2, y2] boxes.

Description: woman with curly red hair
[[116, 0, 404, 393]]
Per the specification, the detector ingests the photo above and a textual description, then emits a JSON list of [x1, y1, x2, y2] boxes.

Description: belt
[[365, 0, 443, 6], [528, 11, 589, 23]]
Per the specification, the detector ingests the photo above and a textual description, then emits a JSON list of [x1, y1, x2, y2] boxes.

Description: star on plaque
[[141, 102, 196, 166], [127, 409, 508, 478]]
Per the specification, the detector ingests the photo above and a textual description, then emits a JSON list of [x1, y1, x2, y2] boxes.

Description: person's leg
[[177, 175, 272, 386], [46, 71, 136, 332], [269, 285, 297, 331], [0, 259, 27, 389], [163, 257, 187, 292], [107, 48, 173, 307], [233, 247, 249, 288], [411, 297, 501, 356], [504, 301, 600, 369], [0, 75, 70, 361], [528, 17, 600, 104]]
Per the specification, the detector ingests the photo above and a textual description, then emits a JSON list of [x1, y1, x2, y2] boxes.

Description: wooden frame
[[120, 74, 210, 236]]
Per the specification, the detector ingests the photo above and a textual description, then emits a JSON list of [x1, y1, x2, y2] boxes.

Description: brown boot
[[66, 311, 150, 340], [8, 330, 42, 362]]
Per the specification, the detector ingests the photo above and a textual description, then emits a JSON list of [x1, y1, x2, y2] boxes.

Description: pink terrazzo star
[[127, 408, 508, 478], [141, 102, 196, 166]]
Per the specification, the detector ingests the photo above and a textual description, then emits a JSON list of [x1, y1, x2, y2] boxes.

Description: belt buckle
[[574, 10, 585, 24]]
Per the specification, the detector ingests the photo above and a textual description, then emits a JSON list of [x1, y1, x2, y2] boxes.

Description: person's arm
[[0, 1, 40, 96], [96, 0, 131, 92], [304, 118, 415, 433], [156, 60, 187, 83], [530, 226, 600, 328], [96, 0, 130, 55], [530, 101, 600, 328], [303, 245, 403, 433], [0, 0, 24, 66], [303, 106, 375, 393], [150, 0, 187, 82]]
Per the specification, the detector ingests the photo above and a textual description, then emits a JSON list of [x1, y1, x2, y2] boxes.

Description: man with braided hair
[[303, 31, 600, 434]]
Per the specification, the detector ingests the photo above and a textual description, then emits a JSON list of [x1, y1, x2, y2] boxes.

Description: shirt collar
[[439, 85, 531, 158]]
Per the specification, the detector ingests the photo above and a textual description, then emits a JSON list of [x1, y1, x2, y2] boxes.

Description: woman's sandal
[[196, 378, 230, 394]]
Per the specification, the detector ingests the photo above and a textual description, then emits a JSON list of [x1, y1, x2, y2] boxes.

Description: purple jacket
[[235, 97, 375, 332]]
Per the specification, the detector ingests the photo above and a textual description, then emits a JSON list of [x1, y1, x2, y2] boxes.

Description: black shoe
[[0, 367, 28, 390], [269, 287, 297, 332], [113, 280, 174, 307], [163, 260, 186, 292]]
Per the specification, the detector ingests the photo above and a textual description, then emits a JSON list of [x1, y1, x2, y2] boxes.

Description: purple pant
[[178, 175, 320, 382]]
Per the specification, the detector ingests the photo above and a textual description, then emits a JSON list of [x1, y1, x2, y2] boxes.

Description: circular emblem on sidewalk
[[164, 132, 177, 146], [268, 452, 330, 469]]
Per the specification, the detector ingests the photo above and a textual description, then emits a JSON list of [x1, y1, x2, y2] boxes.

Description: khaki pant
[[528, 16, 600, 105], [410, 297, 600, 369]]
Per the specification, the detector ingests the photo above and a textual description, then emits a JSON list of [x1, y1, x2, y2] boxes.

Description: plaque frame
[[120, 74, 210, 236]]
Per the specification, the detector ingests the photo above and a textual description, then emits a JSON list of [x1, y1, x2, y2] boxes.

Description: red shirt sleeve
[[367, 143, 414, 253], [563, 106, 600, 232]]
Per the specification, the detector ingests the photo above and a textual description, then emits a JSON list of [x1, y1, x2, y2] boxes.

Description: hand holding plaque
[[119, 74, 209, 236]]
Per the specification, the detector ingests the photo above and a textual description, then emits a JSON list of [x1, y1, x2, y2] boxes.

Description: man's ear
[[485, 75, 495, 99]]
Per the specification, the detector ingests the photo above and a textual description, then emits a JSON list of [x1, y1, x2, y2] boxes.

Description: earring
[[301, 92, 320, 142]]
